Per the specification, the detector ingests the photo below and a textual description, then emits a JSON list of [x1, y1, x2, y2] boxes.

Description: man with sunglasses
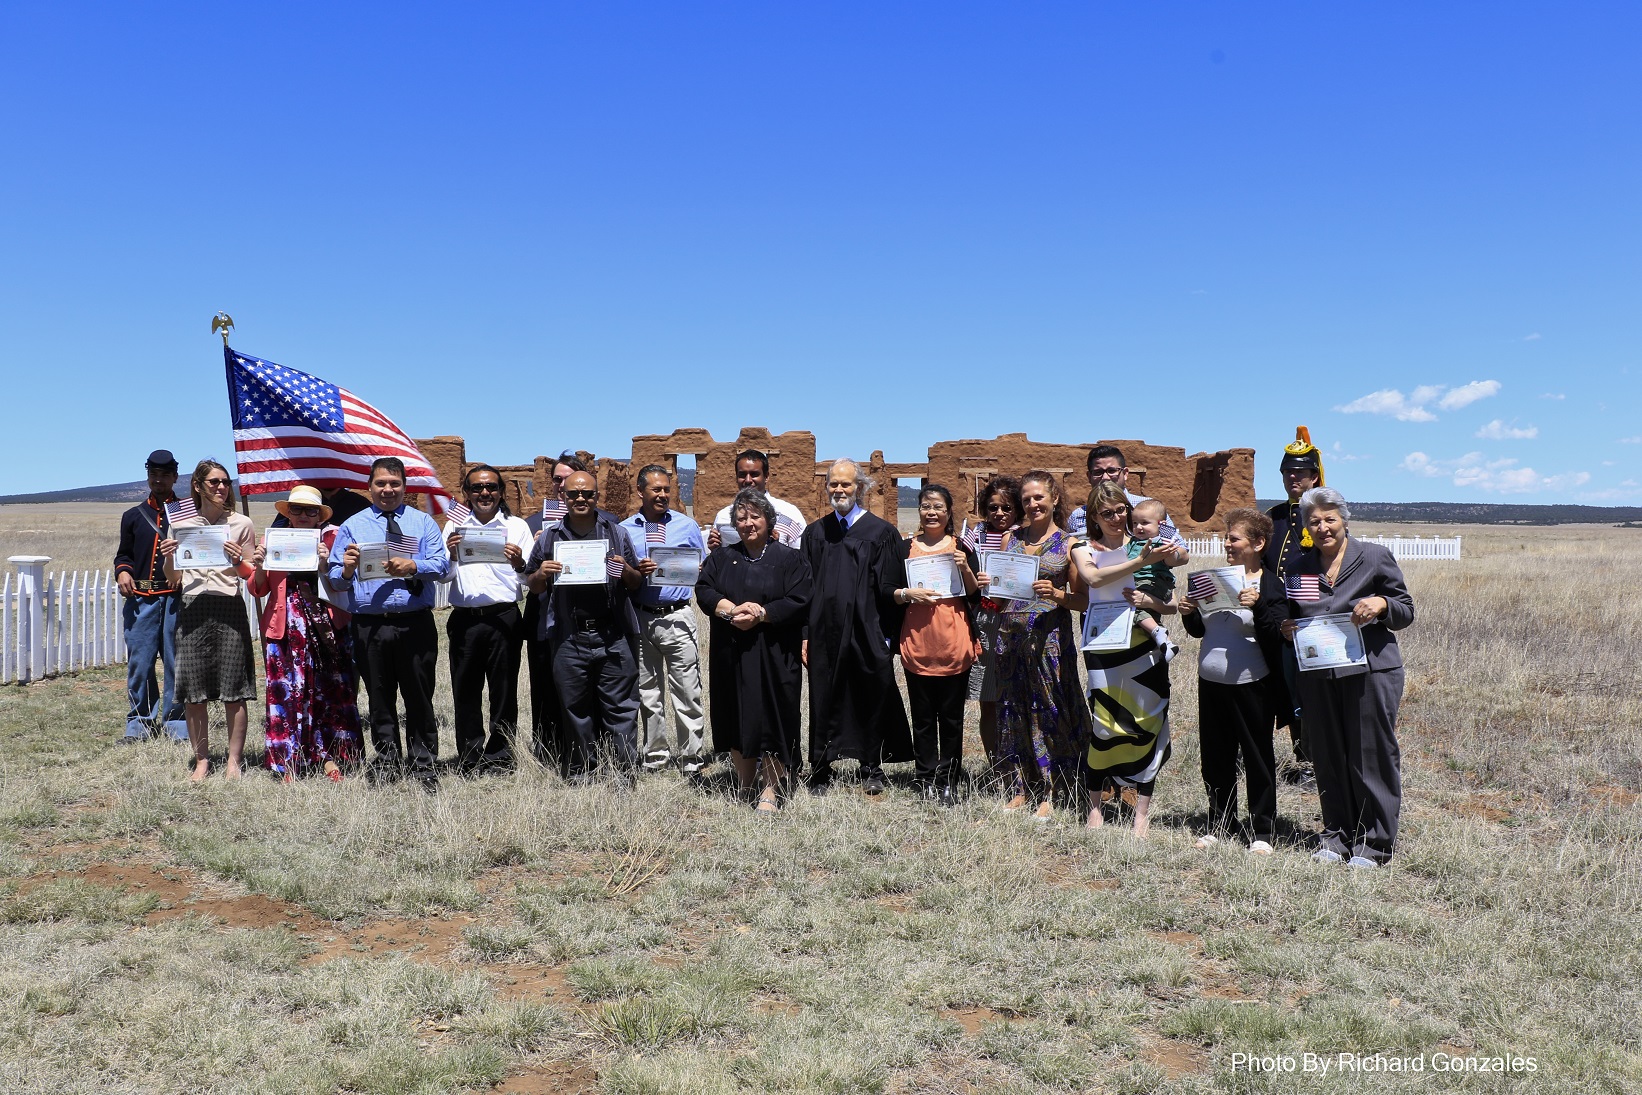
[[442, 464, 534, 774], [521, 450, 586, 765], [1067, 445, 1189, 566], [706, 449, 805, 549], [524, 470, 645, 782]]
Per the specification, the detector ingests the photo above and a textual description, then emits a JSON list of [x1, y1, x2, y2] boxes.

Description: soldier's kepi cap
[[145, 449, 179, 471], [1279, 427, 1324, 485]]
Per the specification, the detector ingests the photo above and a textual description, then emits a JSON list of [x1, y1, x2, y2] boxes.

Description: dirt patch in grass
[[1144, 1036, 1211, 1078], [940, 1005, 1024, 1033], [490, 1062, 599, 1093]]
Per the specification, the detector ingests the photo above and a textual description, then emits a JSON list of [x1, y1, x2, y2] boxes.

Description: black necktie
[[385, 511, 423, 595]]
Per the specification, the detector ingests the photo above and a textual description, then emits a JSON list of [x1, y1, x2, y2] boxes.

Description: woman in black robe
[[697, 488, 813, 814]]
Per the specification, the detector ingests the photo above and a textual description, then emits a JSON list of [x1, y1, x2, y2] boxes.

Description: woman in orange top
[[894, 485, 981, 806]]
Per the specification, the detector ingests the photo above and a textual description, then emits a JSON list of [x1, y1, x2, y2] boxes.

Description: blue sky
[[2, 3, 1637, 502]]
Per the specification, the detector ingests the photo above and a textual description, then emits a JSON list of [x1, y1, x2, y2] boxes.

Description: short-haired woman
[[248, 484, 363, 782], [1283, 487, 1415, 867], [893, 485, 981, 806], [697, 488, 813, 814], [1178, 508, 1286, 853], [160, 460, 259, 782]]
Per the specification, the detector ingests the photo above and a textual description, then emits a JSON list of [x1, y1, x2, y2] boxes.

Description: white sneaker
[[680, 757, 706, 774], [1311, 848, 1343, 864], [1346, 855, 1379, 869], [1248, 840, 1274, 856], [642, 752, 671, 771], [1194, 834, 1219, 850]]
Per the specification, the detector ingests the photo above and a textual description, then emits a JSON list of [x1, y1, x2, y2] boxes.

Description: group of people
[[115, 431, 1415, 864]]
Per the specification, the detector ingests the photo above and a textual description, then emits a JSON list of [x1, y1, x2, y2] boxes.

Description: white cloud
[[1577, 482, 1642, 502], [1437, 379, 1502, 410], [1336, 379, 1500, 421], [1398, 451, 1588, 494], [1538, 392, 1565, 400], [1523, 332, 1542, 341], [1475, 419, 1538, 440], [1619, 436, 1642, 445], [1328, 441, 1367, 462], [1335, 389, 1438, 422]]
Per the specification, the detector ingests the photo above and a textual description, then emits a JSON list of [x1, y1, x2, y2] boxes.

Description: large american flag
[[224, 346, 450, 515]]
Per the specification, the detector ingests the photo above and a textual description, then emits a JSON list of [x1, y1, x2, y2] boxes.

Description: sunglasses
[[286, 504, 322, 515], [465, 482, 501, 493], [563, 489, 598, 501], [984, 502, 1015, 513], [1097, 507, 1129, 519], [202, 478, 231, 487]]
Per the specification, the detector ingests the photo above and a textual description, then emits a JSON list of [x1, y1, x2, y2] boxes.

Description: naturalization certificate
[[1081, 601, 1136, 652], [355, 542, 392, 581], [904, 554, 965, 599], [648, 546, 702, 587], [263, 528, 321, 572], [457, 527, 510, 565], [1294, 613, 1368, 672], [554, 539, 609, 585], [1190, 566, 1247, 615], [173, 525, 230, 570], [981, 551, 1041, 602]]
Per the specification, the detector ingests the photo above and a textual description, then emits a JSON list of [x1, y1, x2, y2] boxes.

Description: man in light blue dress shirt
[[328, 456, 450, 788], [623, 465, 708, 772]]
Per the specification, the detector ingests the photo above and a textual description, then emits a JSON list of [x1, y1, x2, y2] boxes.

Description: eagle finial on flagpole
[[212, 312, 234, 347]]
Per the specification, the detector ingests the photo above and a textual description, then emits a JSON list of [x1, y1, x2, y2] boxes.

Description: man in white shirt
[[706, 449, 805, 549], [443, 464, 535, 774]]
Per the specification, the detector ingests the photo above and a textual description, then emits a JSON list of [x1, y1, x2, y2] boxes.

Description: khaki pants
[[637, 606, 704, 763]]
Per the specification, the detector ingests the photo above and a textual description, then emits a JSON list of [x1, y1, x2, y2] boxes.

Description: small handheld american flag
[[1285, 574, 1323, 602], [605, 554, 626, 580], [444, 502, 473, 527], [964, 526, 1004, 553], [541, 498, 567, 522], [645, 521, 666, 545], [164, 498, 198, 525], [774, 514, 802, 544], [1186, 571, 1222, 603], [389, 532, 421, 558]]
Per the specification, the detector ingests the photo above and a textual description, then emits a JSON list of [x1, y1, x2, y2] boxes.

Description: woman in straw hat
[[248, 485, 363, 781]]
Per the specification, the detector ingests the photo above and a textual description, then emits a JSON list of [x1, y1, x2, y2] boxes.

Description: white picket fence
[[1182, 534, 1461, 561], [2, 556, 258, 686]]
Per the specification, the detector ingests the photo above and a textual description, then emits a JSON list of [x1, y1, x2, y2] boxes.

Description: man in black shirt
[[113, 450, 188, 742], [524, 470, 644, 782]]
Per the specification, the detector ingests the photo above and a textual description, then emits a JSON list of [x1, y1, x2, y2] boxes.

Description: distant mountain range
[[5, 481, 1639, 526]]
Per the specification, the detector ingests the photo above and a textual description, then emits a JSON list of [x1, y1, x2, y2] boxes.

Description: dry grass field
[[1, 507, 1638, 1093]]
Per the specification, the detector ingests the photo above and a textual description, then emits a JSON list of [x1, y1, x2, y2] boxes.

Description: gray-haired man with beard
[[800, 459, 913, 795]]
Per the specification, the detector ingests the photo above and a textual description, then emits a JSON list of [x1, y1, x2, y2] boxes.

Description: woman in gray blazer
[[1281, 488, 1415, 867]]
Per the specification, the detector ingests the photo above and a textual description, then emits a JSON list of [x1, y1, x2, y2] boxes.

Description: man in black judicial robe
[[801, 459, 913, 795]]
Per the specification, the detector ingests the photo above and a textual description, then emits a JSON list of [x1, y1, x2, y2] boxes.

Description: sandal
[[324, 763, 343, 784], [754, 789, 781, 816]]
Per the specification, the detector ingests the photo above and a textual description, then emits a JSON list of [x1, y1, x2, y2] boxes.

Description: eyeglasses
[[563, 489, 598, 501], [1090, 467, 1126, 479], [465, 482, 501, 494], [202, 478, 231, 487], [1097, 507, 1129, 519], [286, 504, 321, 515]]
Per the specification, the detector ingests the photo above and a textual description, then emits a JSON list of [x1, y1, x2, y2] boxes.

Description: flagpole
[[211, 313, 252, 518]]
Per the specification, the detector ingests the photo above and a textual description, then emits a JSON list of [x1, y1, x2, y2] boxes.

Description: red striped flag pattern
[[1285, 574, 1323, 602], [163, 498, 198, 525], [1186, 571, 1222, 603], [225, 346, 450, 516], [389, 532, 421, 557], [645, 521, 666, 545], [606, 554, 626, 579], [964, 526, 1004, 553], [444, 502, 473, 527], [774, 514, 802, 544], [541, 498, 567, 522]]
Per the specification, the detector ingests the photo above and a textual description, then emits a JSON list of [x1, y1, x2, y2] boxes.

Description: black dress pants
[[552, 624, 639, 777], [356, 610, 439, 774], [447, 604, 522, 770], [526, 635, 560, 765], [1198, 677, 1277, 841], [906, 669, 970, 787]]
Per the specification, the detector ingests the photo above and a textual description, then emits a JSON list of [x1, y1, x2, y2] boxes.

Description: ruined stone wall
[[417, 428, 1254, 535]]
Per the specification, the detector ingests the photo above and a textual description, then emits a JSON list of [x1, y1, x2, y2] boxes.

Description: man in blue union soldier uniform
[[113, 449, 190, 742]]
